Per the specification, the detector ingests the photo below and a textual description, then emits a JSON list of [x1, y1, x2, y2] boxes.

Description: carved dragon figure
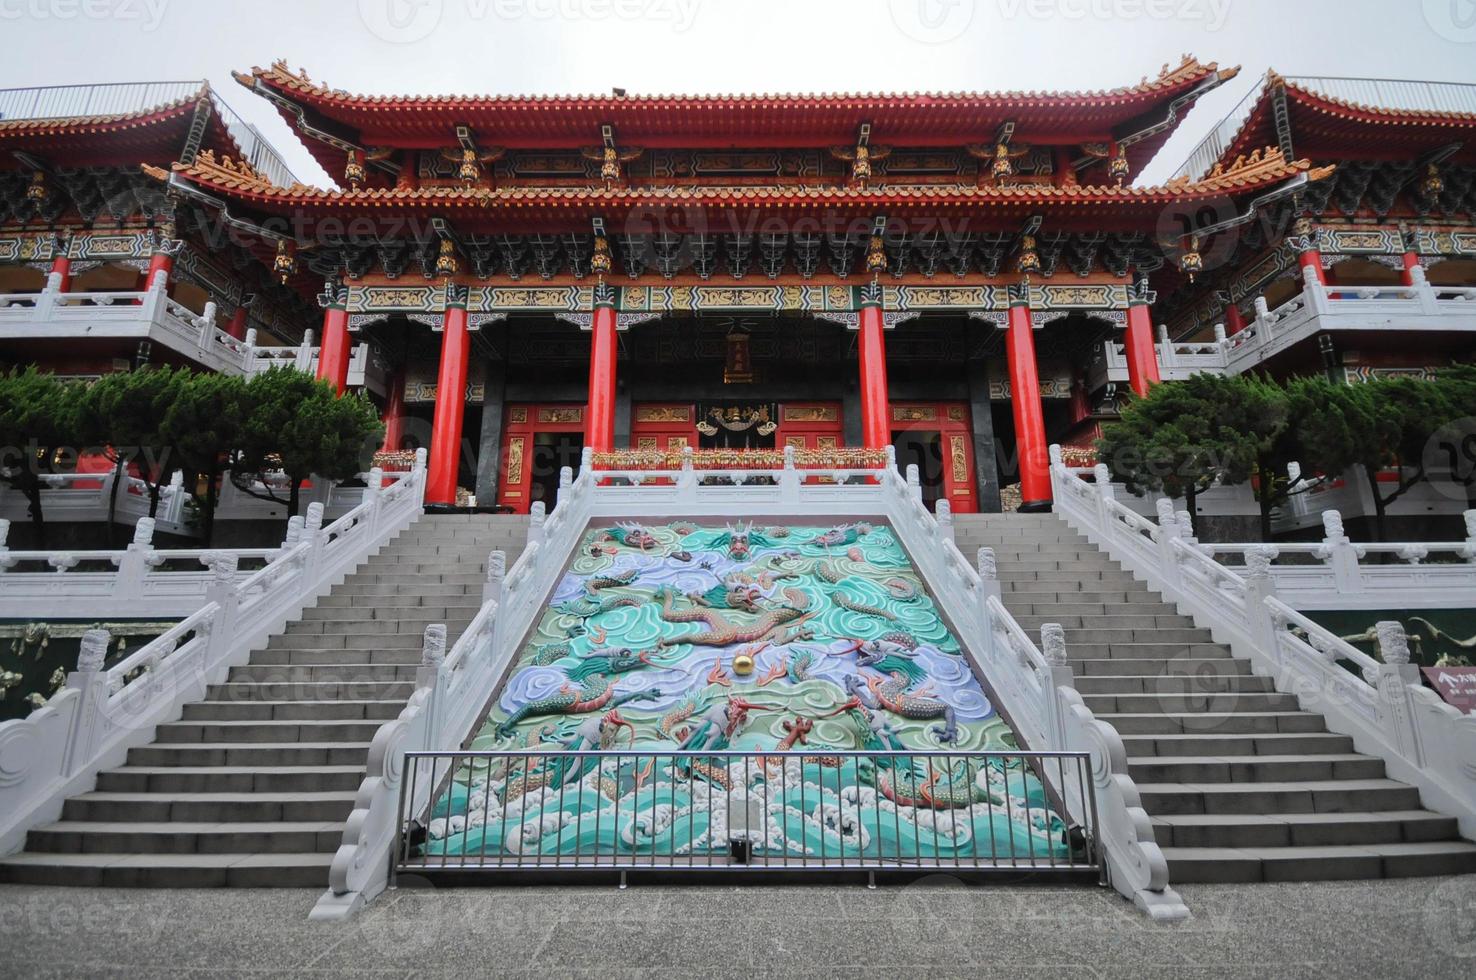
[[495, 677, 662, 737], [847, 670, 959, 744], [656, 586, 812, 648]]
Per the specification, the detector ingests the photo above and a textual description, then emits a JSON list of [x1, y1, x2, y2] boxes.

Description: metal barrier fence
[[394, 749, 1100, 881]]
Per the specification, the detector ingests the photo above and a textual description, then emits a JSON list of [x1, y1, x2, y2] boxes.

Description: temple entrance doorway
[[890, 401, 977, 513], [497, 402, 585, 512]]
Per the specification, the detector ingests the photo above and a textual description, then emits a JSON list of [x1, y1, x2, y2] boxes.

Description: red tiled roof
[[237, 56, 1238, 180]]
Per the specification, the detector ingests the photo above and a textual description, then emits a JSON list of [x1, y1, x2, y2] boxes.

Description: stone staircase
[[0, 513, 529, 887], [954, 512, 1476, 883]]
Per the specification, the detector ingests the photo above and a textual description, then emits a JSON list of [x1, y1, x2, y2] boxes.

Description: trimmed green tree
[[1096, 374, 1281, 538], [0, 368, 78, 543], [74, 366, 189, 535], [228, 368, 383, 517], [164, 371, 247, 546]]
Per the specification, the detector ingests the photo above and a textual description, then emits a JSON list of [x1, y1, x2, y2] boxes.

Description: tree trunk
[[288, 479, 302, 518], [202, 463, 221, 546], [105, 452, 125, 548], [1185, 487, 1201, 538], [1363, 465, 1387, 543]]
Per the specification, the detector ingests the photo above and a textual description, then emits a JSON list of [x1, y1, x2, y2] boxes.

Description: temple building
[[2, 61, 1474, 518]]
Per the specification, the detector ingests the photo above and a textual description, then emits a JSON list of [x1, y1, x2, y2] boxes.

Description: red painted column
[[1005, 286, 1051, 511], [1224, 303, 1246, 336], [145, 251, 173, 290], [1297, 247, 1326, 286], [585, 296, 618, 455], [1123, 286, 1162, 398], [48, 254, 71, 293], [857, 294, 891, 450], [1401, 251, 1421, 287], [380, 367, 406, 454], [315, 285, 352, 394], [225, 305, 249, 341], [426, 294, 471, 506]]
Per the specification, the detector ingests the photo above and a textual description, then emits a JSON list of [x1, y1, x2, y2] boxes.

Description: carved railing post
[[905, 464, 922, 504], [1242, 546, 1281, 666], [1317, 509, 1361, 595], [0, 517, 10, 569], [301, 502, 326, 585], [416, 623, 448, 748], [527, 501, 546, 548], [779, 444, 800, 503], [976, 546, 1000, 604], [935, 498, 953, 544], [1039, 623, 1073, 752], [556, 466, 573, 508], [62, 628, 112, 778], [203, 552, 240, 662], [1408, 263, 1439, 314], [483, 549, 506, 607], [1462, 510, 1476, 562], [361, 467, 383, 533], [1373, 620, 1424, 765], [115, 517, 157, 601], [676, 445, 696, 496], [295, 328, 316, 373]]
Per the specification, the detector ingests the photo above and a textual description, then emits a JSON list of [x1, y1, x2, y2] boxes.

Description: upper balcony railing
[[1091, 264, 1476, 386], [1173, 75, 1476, 180], [0, 80, 296, 187], [0, 273, 381, 390]]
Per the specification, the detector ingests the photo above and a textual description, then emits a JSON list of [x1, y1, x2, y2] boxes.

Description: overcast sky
[[3, 0, 1474, 185]]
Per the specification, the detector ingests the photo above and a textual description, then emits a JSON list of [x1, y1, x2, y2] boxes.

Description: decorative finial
[[1040, 623, 1067, 667], [421, 623, 448, 667], [1375, 620, 1410, 665], [77, 629, 111, 673]]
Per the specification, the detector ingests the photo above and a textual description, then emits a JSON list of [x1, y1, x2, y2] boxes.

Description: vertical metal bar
[[947, 752, 960, 872], [554, 751, 568, 870], [923, 754, 937, 869], [437, 756, 450, 873], [889, 751, 903, 869], [479, 755, 494, 868], [1022, 756, 1038, 869], [1002, 758, 1018, 869], [612, 751, 622, 872]]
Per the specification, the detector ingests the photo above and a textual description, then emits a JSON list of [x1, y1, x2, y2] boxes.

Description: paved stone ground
[[2, 876, 1473, 978]]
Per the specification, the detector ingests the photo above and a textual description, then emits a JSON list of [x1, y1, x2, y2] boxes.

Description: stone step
[[1072, 674, 1274, 695], [0, 851, 336, 887], [333, 581, 479, 596], [1099, 711, 1327, 735], [205, 680, 414, 702], [1120, 732, 1357, 758], [265, 632, 424, 651], [60, 790, 356, 823], [127, 742, 372, 768], [153, 719, 385, 744], [1059, 627, 1214, 645], [1151, 811, 1460, 849], [228, 662, 419, 683], [1162, 841, 1476, 883], [1008, 570, 1142, 585], [998, 589, 1165, 604], [1014, 614, 1200, 631], [284, 616, 473, 637], [1136, 779, 1423, 815], [25, 820, 344, 855], [1009, 601, 1181, 618], [1070, 657, 1250, 677], [180, 699, 405, 722], [301, 600, 483, 618], [1065, 642, 1236, 660], [95, 765, 365, 794], [1081, 692, 1302, 715], [1127, 753, 1386, 784]]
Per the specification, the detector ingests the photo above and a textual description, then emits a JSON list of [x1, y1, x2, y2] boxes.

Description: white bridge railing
[[0, 452, 428, 855], [0, 471, 416, 616], [313, 446, 1186, 920], [1051, 447, 1476, 843]]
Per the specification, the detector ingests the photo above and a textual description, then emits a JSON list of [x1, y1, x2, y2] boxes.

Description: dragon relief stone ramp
[[954, 513, 1476, 884], [0, 514, 529, 888]]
